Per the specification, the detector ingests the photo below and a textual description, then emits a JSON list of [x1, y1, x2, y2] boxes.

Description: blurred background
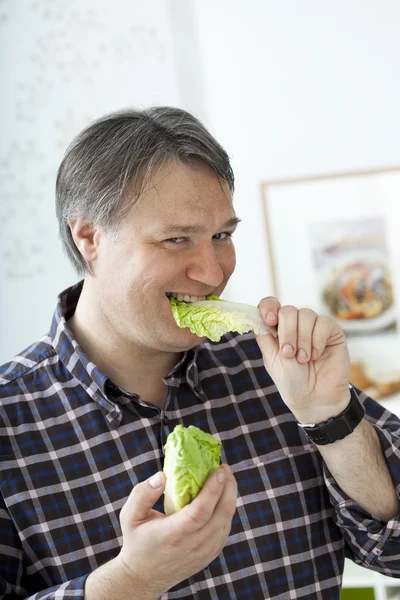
[[2, 4, 400, 595], [1, 0, 400, 377]]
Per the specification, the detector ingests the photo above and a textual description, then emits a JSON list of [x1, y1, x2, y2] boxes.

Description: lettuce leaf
[[163, 424, 222, 515], [170, 296, 276, 342]]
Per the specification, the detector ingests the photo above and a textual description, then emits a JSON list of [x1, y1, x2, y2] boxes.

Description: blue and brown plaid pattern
[[1, 282, 400, 599]]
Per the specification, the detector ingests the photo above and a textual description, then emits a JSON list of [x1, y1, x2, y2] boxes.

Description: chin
[[163, 309, 206, 350], [169, 328, 206, 352]]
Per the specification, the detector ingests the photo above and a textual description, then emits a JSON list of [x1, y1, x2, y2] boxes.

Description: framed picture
[[261, 166, 400, 401]]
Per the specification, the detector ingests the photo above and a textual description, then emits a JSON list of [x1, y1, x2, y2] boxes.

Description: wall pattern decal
[[0, 0, 179, 280]]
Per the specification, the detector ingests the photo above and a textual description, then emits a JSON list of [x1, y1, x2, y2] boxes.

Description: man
[[1, 107, 399, 600]]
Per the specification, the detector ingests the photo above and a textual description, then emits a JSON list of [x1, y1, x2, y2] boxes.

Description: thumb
[[121, 471, 166, 525]]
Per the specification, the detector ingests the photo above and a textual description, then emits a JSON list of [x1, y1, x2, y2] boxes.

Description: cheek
[[97, 244, 148, 285], [138, 260, 177, 294], [94, 243, 128, 282], [223, 245, 236, 277]]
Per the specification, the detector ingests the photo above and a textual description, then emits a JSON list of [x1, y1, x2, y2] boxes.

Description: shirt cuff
[[29, 575, 88, 600], [323, 423, 400, 572]]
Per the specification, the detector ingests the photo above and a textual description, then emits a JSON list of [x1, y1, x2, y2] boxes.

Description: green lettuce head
[[163, 424, 222, 515], [170, 296, 277, 342]]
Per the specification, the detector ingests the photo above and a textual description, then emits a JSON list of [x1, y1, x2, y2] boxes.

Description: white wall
[[0, 0, 182, 362], [2, 0, 400, 364], [189, 0, 400, 304]]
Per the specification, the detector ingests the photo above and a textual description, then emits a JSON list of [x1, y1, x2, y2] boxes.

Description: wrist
[[85, 556, 158, 600], [114, 554, 162, 600], [297, 387, 365, 446], [293, 390, 352, 426]]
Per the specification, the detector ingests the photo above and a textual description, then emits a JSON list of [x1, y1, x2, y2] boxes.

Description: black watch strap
[[297, 386, 365, 445]]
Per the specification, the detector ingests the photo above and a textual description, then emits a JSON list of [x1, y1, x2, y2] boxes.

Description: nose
[[185, 244, 225, 288]]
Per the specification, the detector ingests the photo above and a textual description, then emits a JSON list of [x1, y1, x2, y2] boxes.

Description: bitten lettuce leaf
[[163, 424, 222, 515], [170, 296, 277, 342]]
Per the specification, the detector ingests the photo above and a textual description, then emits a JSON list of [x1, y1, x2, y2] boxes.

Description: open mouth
[[166, 292, 207, 303]]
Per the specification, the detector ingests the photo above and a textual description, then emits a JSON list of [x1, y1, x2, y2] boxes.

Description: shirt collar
[[49, 281, 205, 411]]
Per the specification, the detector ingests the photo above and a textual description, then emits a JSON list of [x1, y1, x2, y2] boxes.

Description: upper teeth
[[166, 292, 206, 303]]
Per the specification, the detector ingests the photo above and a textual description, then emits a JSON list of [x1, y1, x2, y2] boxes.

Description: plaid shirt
[[1, 282, 400, 600]]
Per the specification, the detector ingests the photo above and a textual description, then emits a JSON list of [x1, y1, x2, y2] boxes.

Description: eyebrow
[[156, 216, 242, 236]]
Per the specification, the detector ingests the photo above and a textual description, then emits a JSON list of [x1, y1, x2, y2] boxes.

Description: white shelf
[[343, 559, 400, 599], [380, 394, 400, 417]]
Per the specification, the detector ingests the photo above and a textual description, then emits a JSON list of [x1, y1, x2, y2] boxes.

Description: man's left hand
[[255, 297, 351, 424]]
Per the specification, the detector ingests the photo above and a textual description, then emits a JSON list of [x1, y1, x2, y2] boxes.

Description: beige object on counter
[[350, 362, 374, 391], [350, 361, 400, 400]]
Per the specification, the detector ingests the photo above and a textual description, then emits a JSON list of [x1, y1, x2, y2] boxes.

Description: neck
[[67, 280, 182, 407]]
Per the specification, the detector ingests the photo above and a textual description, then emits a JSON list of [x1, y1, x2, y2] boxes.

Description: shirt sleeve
[[323, 388, 400, 577], [0, 499, 88, 600], [0, 578, 88, 600]]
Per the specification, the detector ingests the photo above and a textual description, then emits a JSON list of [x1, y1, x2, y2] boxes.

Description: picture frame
[[260, 166, 400, 399]]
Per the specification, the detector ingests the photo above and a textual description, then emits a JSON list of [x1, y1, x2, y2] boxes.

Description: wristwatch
[[297, 386, 365, 445]]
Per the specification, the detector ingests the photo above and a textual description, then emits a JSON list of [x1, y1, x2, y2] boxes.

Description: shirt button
[[110, 410, 119, 418]]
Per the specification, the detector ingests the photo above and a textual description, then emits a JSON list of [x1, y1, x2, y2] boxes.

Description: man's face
[[91, 160, 238, 353]]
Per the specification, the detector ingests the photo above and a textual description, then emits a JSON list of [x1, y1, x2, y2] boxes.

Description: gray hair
[[55, 106, 235, 274]]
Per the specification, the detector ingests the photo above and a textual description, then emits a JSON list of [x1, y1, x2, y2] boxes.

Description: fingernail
[[149, 473, 163, 488], [266, 312, 276, 322], [282, 344, 294, 356], [297, 349, 307, 361], [216, 469, 225, 484]]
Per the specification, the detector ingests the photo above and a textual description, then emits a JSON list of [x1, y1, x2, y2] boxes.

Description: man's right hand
[[111, 464, 237, 599]]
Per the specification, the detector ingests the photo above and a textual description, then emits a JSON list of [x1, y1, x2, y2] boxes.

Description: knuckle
[[297, 333, 311, 347], [299, 308, 317, 320], [185, 506, 210, 528], [316, 315, 332, 328], [279, 304, 297, 315], [259, 296, 279, 305], [167, 531, 183, 549], [312, 331, 324, 343]]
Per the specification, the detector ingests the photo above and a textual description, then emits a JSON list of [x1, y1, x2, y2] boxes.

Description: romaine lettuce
[[163, 424, 222, 515], [170, 296, 276, 342]]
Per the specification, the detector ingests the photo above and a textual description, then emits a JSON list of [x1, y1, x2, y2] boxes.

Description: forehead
[[130, 160, 235, 227]]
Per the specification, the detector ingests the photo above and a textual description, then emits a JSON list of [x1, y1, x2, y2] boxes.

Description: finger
[[211, 464, 237, 524], [170, 466, 226, 535], [296, 308, 318, 363], [193, 465, 237, 555], [277, 305, 298, 358], [120, 472, 166, 526], [258, 296, 281, 328], [311, 315, 335, 360], [254, 329, 279, 365]]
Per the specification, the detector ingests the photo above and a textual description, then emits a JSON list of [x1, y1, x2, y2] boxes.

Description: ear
[[68, 219, 100, 264]]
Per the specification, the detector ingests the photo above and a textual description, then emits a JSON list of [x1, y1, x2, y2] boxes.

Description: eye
[[213, 232, 233, 241], [165, 237, 187, 244]]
